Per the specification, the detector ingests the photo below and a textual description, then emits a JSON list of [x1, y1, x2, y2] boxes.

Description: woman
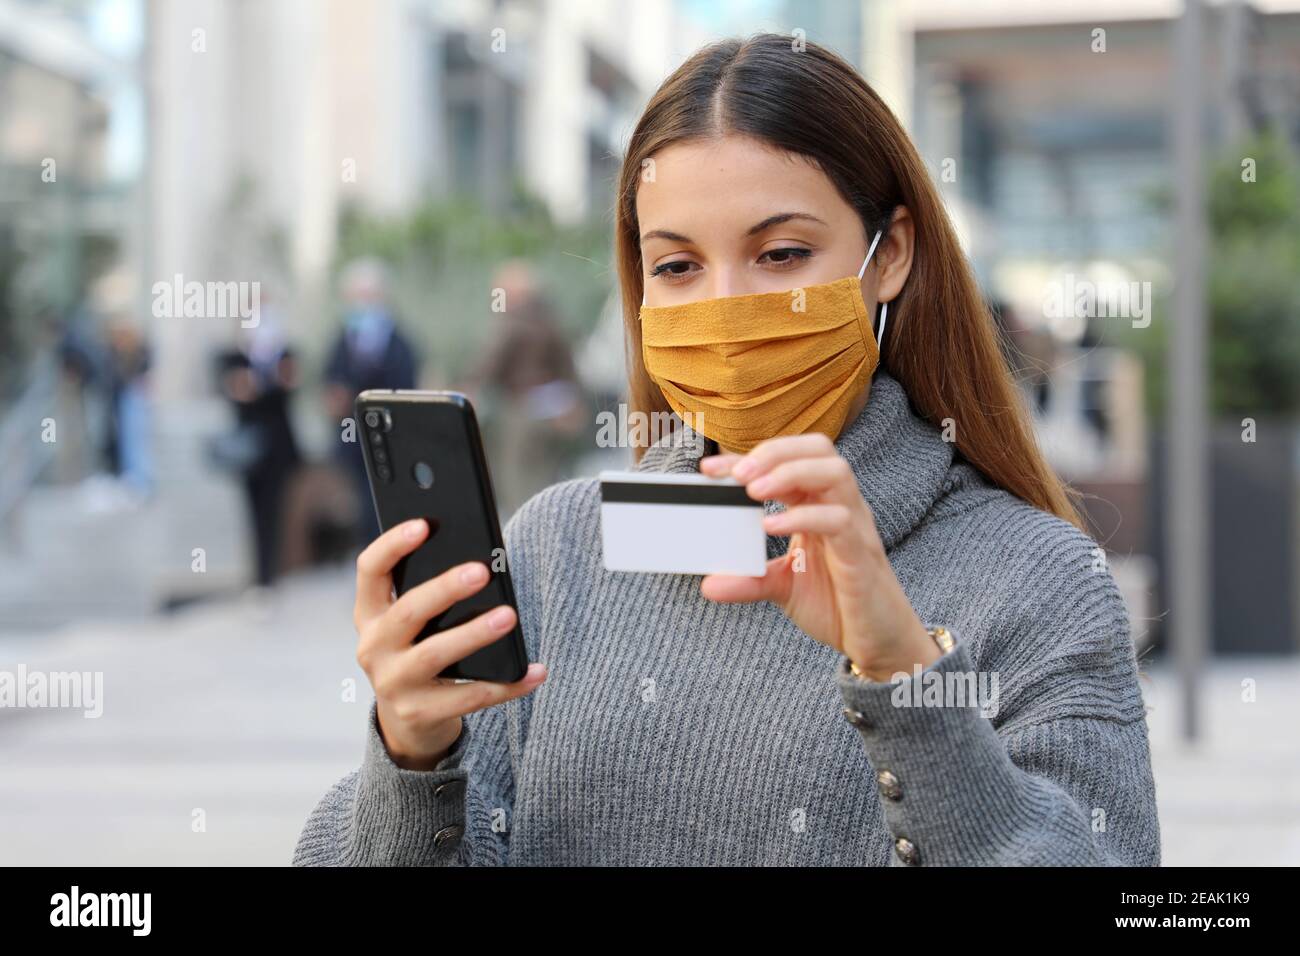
[[295, 35, 1159, 866]]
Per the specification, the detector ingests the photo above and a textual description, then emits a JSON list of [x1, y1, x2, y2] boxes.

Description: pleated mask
[[640, 229, 888, 453]]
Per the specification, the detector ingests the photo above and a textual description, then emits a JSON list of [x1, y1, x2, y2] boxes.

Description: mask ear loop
[[857, 229, 888, 348], [857, 230, 883, 281]]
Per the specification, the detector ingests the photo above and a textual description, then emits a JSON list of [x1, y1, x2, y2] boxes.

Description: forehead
[[635, 135, 850, 233]]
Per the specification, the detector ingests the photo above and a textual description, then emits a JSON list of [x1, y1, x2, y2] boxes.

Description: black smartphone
[[355, 389, 528, 683]]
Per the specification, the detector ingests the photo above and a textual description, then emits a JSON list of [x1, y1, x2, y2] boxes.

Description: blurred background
[[1, 0, 1297, 865]]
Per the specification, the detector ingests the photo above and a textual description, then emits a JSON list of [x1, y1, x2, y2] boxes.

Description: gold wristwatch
[[847, 626, 956, 680]]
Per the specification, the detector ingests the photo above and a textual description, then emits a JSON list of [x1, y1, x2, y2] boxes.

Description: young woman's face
[[637, 134, 877, 308]]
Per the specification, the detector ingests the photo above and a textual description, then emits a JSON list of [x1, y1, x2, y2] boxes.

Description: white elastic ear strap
[[857, 229, 888, 347], [857, 229, 883, 280]]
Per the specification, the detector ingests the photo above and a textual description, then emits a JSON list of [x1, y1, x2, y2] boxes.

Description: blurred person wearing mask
[[461, 260, 585, 516], [323, 258, 418, 542], [215, 296, 302, 588]]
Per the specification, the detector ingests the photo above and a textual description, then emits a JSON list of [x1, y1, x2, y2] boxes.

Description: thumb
[[700, 554, 794, 605]]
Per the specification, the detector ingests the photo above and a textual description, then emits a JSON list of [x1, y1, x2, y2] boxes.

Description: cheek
[[814, 252, 866, 284], [642, 274, 713, 309], [766, 248, 865, 293]]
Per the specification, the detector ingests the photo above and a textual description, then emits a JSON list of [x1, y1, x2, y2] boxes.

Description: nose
[[706, 267, 746, 300]]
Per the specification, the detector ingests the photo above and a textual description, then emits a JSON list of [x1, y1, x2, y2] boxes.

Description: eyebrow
[[639, 211, 828, 245], [639, 227, 692, 243], [745, 212, 828, 235]]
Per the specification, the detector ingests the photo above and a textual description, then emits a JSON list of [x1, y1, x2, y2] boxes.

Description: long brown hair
[[615, 34, 1082, 528]]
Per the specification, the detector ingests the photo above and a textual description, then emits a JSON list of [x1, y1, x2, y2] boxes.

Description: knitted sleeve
[[835, 511, 1161, 866], [291, 498, 546, 866]]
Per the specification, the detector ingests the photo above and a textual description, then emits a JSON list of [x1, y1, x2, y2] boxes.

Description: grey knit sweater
[[293, 372, 1160, 866]]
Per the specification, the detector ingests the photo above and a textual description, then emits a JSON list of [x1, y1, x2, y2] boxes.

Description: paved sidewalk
[[0, 567, 364, 866], [1, 570, 1296, 865], [1141, 656, 1300, 866]]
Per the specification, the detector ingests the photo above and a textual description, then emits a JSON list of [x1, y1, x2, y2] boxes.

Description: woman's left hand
[[699, 433, 940, 682]]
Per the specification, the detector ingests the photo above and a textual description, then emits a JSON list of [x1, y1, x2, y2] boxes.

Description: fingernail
[[460, 563, 487, 585], [489, 607, 514, 630], [404, 519, 426, 540]]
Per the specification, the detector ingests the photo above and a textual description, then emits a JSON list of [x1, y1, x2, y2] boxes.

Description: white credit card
[[599, 470, 767, 576]]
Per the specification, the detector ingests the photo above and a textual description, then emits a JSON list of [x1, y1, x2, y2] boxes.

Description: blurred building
[[0, 0, 146, 504], [0, 0, 145, 380], [2, 0, 713, 623], [5, 0, 1300, 651], [148, 0, 705, 402], [895, 0, 1300, 654]]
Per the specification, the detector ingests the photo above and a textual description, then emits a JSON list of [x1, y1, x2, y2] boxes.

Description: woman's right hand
[[354, 518, 547, 771]]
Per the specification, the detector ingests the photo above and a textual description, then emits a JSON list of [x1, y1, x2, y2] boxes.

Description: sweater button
[[434, 780, 462, 798], [434, 824, 464, 848], [894, 837, 920, 865], [841, 706, 869, 729], [876, 769, 903, 801]]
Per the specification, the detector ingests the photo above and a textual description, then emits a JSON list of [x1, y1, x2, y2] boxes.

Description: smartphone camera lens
[[362, 407, 394, 482]]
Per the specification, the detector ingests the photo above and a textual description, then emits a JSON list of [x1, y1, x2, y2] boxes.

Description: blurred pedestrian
[[461, 260, 585, 516], [323, 258, 418, 542], [214, 300, 302, 588], [102, 317, 154, 501], [53, 307, 106, 484]]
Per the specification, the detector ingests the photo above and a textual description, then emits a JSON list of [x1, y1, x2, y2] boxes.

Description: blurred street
[[1, 569, 1296, 866]]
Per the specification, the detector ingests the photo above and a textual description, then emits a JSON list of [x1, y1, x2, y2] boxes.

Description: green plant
[[1126, 132, 1300, 418]]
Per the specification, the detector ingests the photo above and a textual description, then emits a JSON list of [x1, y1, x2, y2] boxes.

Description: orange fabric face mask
[[639, 230, 887, 453]]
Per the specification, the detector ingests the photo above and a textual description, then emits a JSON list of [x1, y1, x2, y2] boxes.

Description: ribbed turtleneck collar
[[633, 372, 955, 552]]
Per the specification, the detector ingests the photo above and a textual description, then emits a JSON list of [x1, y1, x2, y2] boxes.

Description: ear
[[875, 207, 915, 304]]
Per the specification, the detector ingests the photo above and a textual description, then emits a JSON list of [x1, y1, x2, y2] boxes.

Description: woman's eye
[[649, 260, 699, 283], [758, 247, 813, 269]]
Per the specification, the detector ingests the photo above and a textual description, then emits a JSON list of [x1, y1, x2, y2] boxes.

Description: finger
[[355, 518, 429, 622], [418, 662, 550, 723], [408, 603, 520, 679], [384, 662, 548, 729], [699, 453, 743, 476], [745, 456, 855, 504], [730, 433, 839, 483], [762, 503, 854, 538], [367, 560, 494, 652], [699, 555, 793, 604]]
